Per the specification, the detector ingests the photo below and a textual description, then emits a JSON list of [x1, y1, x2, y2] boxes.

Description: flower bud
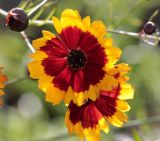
[[143, 21, 156, 35], [6, 8, 29, 32]]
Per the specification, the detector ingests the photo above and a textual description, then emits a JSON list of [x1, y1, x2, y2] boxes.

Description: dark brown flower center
[[67, 50, 87, 70]]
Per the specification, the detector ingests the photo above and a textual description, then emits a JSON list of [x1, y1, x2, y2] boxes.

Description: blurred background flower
[[0, 0, 160, 141]]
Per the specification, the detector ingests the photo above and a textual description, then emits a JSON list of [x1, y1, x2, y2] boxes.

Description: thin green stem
[[44, 8, 56, 20], [31, 115, 160, 141], [108, 29, 139, 38], [28, 0, 48, 16], [0, 8, 159, 46], [29, 19, 160, 43], [32, 7, 45, 20], [122, 115, 160, 128], [0, 9, 7, 16], [19, 0, 31, 10], [6, 77, 27, 87], [29, 19, 52, 25], [108, 29, 159, 45], [21, 31, 35, 53], [149, 9, 159, 21]]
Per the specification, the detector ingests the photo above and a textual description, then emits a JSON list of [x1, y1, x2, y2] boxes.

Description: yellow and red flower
[[27, 8, 134, 141], [65, 64, 134, 141], [0, 67, 7, 106], [28, 9, 122, 106]]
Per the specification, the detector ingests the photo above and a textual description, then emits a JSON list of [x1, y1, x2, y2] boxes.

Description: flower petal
[[72, 92, 85, 106], [45, 84, 64, 105], [0, 90, 4, 96], [28, 61, 45, 79], [42, 30, 55, 40], [107, 110, 128, 127], [60, 9, 84, 31], [42, 57, 67, 76], [119, 83, 134, 100], [106, 46, 122, 67], [60, 26, 83, 50], [98, 75, 118, 91], [61, 9, 81, 20], [84, 128, 100, 141], [116, 100, 130, 112], [82, 16, 91, 28], [53, 66, 72, 92], [64, 86, 74, 105], [89, 20, 106, 39], [88, 85, 98, 101], [38, 75, 53, 92], [29, 51, 48, 60], [98, 118, 109, 134], [0, 68, 7, 107], [32, 37, 47, 50], [52, 16, 62, 33]]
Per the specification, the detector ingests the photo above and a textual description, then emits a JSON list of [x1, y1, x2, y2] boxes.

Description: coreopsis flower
[[65, 64, 134, 141], [0, 68, 7, 106], [28, 9, 121, 106]]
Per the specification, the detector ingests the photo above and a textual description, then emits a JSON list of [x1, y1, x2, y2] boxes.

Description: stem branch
[[28, 0, 48, 16], [21, 31, 35, 53], [6, 77, 27, 87], [29, 20, 160, 43], [0, 9, 7, 16], [32, 115, 160, 141], [0, 8, 35, 52], [0, 8, 159, 46], [29, 19, 52, 26], [107, 29, 140, 38], [122, 115, 160, 128]]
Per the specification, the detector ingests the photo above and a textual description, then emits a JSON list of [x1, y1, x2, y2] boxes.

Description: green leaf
[[18, 1, 31, 10], [132, 129, 143, 141], [32, 7, 45, 20], [45, 8, 56, 20]]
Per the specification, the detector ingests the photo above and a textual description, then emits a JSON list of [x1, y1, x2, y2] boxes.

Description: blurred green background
[[1, 0, 160, 141]]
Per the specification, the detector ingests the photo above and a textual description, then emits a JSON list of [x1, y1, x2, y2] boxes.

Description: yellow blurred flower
[[0, 67, 7, 107]]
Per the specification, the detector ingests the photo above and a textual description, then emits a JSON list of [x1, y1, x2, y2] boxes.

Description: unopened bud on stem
[[143, 21, 156, 35], [6, 8, 29, 32]]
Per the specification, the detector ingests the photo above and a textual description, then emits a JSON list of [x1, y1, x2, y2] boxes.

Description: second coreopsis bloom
[[0, 68, 7, 106], [28, 9, 121, 106], [65, 64, 134, 141]]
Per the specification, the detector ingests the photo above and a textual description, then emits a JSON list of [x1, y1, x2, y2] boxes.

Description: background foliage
[[0, 0, 160, 141]]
